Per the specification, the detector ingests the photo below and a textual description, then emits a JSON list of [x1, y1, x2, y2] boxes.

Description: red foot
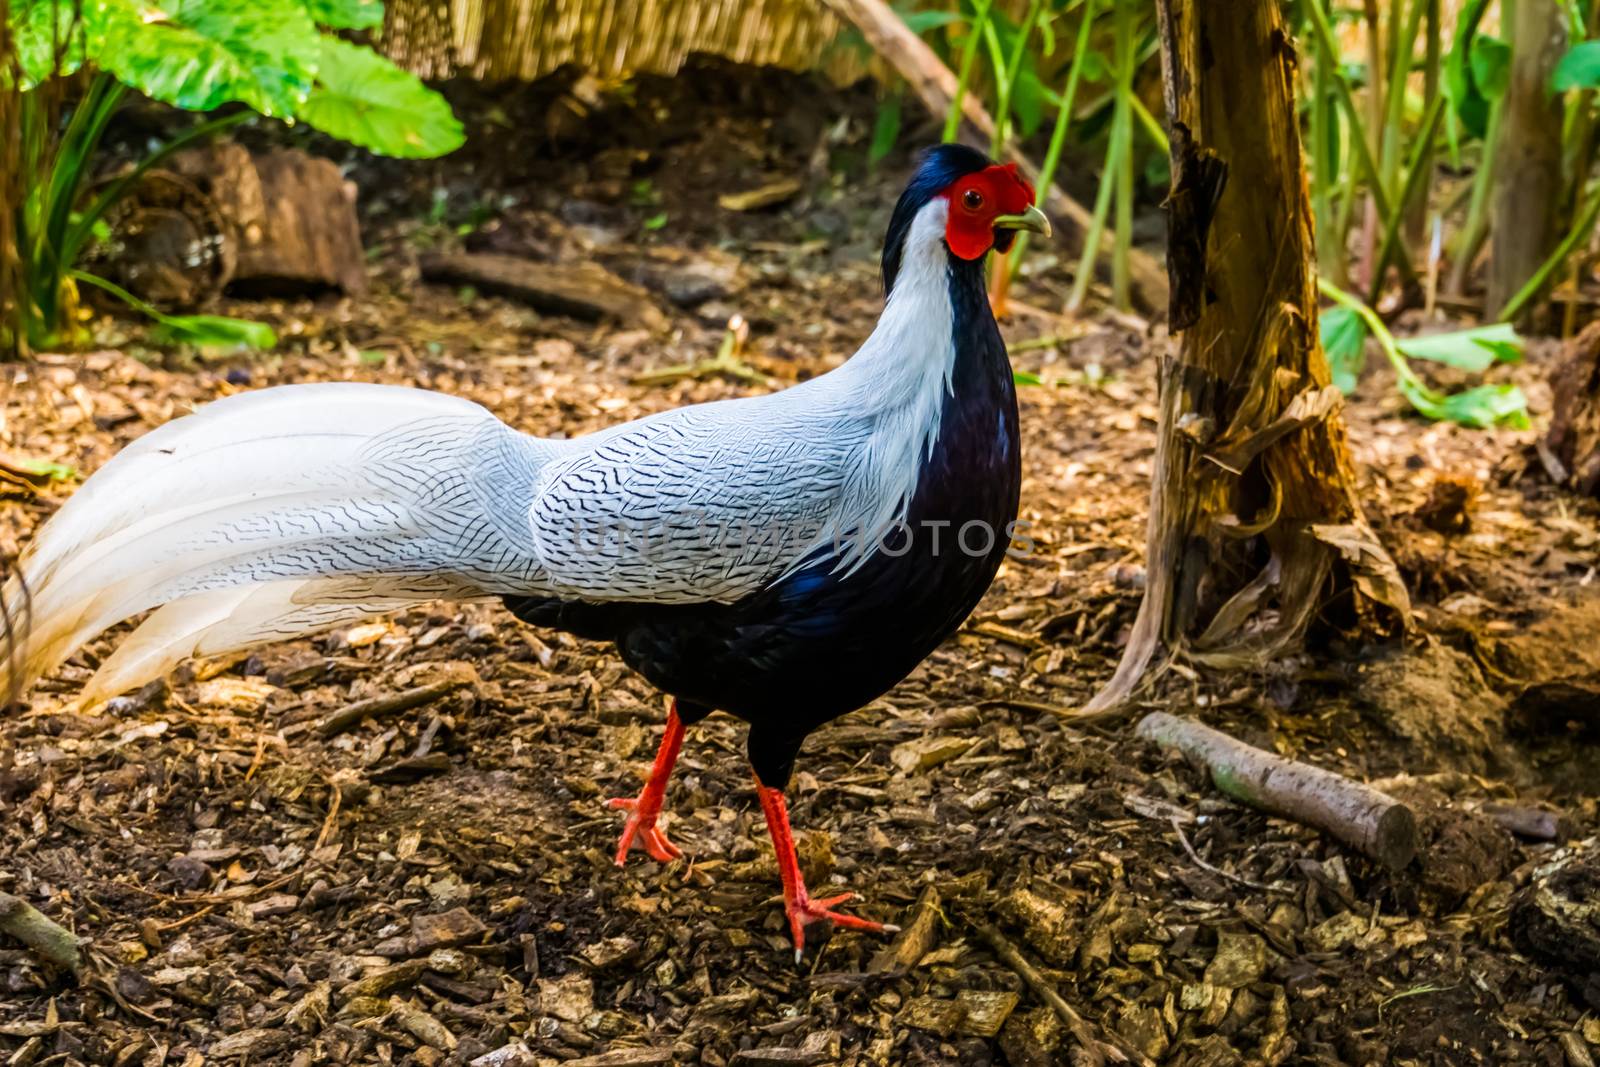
[[608, 703, 687, 865], [607, 795, 683, 863], [755, 776, 899, 961]]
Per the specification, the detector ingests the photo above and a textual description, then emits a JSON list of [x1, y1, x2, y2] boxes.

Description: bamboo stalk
[[822, 0, 1169, 314]]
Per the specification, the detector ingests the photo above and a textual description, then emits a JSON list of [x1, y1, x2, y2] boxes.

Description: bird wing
[[526, 402, 868, 604]]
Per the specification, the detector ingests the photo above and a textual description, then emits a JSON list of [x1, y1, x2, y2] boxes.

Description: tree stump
[[1085, 0, 1408, 713], [99, 169, 233, 309], [1544, 320, 1600, 496], [172, 144, 368, 297]]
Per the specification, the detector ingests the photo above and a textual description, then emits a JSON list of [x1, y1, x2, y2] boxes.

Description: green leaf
[[6, 455, 77, 482], [1397, 379, 1531, 430], [1320, 304, 1369, 395], [898, 9, 962, 34], [1470, 35, 1511, 101], [1080, 50, 1110, 83], [303, 0, 385, 30], [869, 90, 902, 166], [1396, 324, 1523, 373], [150, 314, 277, 351], [1445, 0, 1495, 137], [297, 36, 464, 158], [1554, 40, 1600, 90], [643, 211, 668, 231], [84, 0, 320, 116], [1011, 66, 1048, 136], [1013, 369, 1043, 386]]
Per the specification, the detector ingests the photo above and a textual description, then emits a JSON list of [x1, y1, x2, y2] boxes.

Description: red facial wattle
[[942, 163, 1038, 259]]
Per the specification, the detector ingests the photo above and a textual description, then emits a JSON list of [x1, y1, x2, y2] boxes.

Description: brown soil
[[2, 60, 1598, 1067]]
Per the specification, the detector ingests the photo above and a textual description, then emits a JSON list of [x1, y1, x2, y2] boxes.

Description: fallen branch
[[819, 0, 1169, 316], [318, 663, 478, 737], [1135, 712, 1418, 870], [967, 916, 1146, 1067], [1482, 802, 1570, 842], [0, 891, 83, 973]]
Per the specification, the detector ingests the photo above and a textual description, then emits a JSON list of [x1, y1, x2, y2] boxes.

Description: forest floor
[[2, 59, 1599, 1067]]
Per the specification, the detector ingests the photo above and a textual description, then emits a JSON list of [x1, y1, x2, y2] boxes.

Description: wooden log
[[818, 0, 1169, 317], [420, 253, 668, 330], [0, 891, 83, 973], [1135, 712, 1419, 870]]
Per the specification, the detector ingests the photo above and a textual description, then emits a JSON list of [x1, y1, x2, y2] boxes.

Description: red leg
[[754, 774, 899, 961], [607, 702, 687, 864]]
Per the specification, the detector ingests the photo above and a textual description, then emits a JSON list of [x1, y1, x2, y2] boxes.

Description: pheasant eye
[[962, 188, 984, 210]]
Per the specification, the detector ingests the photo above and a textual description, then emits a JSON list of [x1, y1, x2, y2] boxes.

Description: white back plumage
[[1, 199, 960, 706]]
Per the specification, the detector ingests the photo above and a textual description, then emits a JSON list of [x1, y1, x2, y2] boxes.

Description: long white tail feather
[[78, 578, 488, 707], [3, 382, 556, 705]]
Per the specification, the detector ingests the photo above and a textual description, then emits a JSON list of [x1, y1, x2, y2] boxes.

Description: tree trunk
[[1488, 0, 1567, 318], [0, 0, 23, 358], [1085, 0, 1408, 714]]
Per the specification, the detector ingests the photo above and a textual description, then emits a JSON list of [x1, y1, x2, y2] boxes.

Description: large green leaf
[[9, 0, 88, 87], [88, 0, 320, 116], [1396, 324, 1523, 373], [1554, 40, 1600, 90], [303, 0, 385, 30], [297, 37, 463, 158]]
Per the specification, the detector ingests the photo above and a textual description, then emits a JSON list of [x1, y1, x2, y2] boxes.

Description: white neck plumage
[[839, 198, 959, 413]]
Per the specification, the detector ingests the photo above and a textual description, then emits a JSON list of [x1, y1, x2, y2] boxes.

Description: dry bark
[[1084, 0, 1408, 714], [818, 0, 1169, 316], [1136, 712, 1419, 870], [1488, 0, 1567, 318], [1510, 838, 1600, 1010]]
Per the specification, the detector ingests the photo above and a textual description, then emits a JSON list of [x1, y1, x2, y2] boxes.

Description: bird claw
[[784, 891, 897, 961], [607, 796, 683, 865]]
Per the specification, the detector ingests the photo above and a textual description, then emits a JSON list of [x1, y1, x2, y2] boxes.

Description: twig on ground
[[1168, 816, 1283, 894], [1136, 712, 1419, 870], [967, 915, 1149, 1067], [314, 775, 344, 854], [0, 890, 83, 973], [317, 663, 477, 737]]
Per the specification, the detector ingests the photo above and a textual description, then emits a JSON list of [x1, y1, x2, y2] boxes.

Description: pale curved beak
[[993, 204, 1051, 237]]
